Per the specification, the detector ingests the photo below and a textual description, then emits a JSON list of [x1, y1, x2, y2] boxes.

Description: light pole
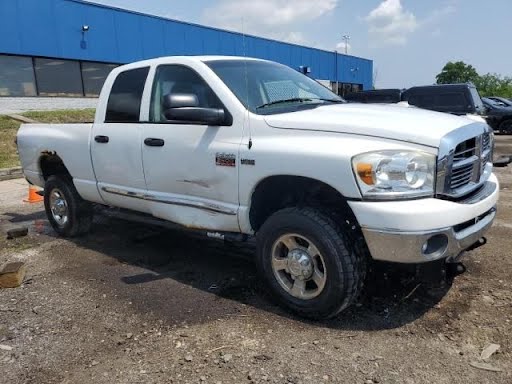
[[334, 50, 338, 95], [342, 34, 350, 55]]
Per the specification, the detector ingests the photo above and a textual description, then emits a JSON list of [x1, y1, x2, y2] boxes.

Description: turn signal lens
[[356, 163, 374, 185]]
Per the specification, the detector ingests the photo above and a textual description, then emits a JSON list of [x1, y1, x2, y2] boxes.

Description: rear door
[[91, 66, 150, 212]]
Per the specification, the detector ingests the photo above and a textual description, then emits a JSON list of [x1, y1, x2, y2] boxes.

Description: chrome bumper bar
[[362, 206, 496, 264]]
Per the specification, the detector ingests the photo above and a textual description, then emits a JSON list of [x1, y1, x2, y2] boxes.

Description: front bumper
[[349, 173, 499, 263]]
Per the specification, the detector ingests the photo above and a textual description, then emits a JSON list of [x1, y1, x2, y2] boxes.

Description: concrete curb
[[0, 167, 23, 181]]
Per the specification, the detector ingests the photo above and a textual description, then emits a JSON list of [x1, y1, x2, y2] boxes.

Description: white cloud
[[365, 0, 418, 46], [202, 0, 337, 44], [365, 1, 458, 47], [335, 40, 351, 54], [283, 32, 308, 45]]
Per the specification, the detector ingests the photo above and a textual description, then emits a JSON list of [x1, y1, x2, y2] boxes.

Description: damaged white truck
[[17, 56, 498, 319]]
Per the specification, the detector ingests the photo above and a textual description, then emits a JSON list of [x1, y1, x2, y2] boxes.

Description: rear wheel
[[256, 207, 365, 319], [44, 175, 93, 237]]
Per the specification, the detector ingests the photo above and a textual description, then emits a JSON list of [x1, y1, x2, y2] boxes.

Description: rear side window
[[105, 67, 149, 123], [436, 93, 467, 109], [407, 94, 434, 108]]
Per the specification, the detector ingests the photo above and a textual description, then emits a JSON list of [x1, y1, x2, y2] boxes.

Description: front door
[[91, 66, 150, 212], [141, 64, 241, 231]]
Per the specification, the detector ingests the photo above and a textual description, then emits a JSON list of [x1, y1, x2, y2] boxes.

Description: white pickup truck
[[17, 56, 499, 319]]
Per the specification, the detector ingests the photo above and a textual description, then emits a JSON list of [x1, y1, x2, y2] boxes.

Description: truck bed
[[17, 123, 95, 189]]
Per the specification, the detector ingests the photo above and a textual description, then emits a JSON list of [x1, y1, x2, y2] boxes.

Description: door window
[[105, 67, 149, 123], [150, 65, 223, 123]]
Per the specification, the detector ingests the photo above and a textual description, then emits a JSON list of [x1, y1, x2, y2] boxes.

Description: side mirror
[[162, 93, 226, 125]]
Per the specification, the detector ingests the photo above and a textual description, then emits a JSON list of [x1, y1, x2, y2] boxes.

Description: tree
[[435, 61, 512, 97], [474, 73, 512, 98], [435, 61, 479, 84]]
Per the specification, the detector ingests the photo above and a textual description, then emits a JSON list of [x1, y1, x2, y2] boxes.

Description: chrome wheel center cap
[[287, 249, 314, 280], [54, 199, 66, 215]]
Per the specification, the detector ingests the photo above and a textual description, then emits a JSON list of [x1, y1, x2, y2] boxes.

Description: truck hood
[[263, 103, 480, 148]]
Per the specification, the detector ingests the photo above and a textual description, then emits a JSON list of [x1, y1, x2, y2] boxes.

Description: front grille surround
[[436, 123, 493, 200]]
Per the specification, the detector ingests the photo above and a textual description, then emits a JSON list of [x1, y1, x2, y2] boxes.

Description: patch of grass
[[0, 115, 21, 169], [0, 109, 96, 169], [23, 109, 95, 124]]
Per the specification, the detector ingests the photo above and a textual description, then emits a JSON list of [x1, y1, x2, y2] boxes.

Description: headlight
[[352, 150, 436, 200]]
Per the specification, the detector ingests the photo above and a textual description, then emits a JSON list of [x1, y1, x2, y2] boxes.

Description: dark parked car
[[486, 96, 512, 107], [346, 83, 486, 120], [401, 83, 486, 116], [482, 97, 512, 133], [344, 89, 403, 104]]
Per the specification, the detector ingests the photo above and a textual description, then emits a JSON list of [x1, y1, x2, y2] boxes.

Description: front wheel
[[256, 207, 365, 319], [499, 119, 512, 134], [44, 175, 93, 237]]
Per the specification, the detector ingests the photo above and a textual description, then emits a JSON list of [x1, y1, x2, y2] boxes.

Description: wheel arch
[[499, 118, 512, 132], [39, 151, 72, 181], [248, 175, 357, 233]]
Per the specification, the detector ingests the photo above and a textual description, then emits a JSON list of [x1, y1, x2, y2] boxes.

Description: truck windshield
[[205, 60, 344, 115]]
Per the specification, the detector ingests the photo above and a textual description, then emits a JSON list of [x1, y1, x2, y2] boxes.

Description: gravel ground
[[0, 137, 511, 384], [0, 97, 98, 115]]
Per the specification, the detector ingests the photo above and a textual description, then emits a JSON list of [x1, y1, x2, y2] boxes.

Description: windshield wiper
[[256, 98, 313, 109], [313, 98, 344, 103]]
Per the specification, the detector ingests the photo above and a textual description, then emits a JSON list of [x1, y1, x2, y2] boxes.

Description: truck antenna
[[242, 18, 252, 150]]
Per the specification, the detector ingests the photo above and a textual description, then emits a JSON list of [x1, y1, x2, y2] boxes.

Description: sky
[[88, 0, 512, 88]]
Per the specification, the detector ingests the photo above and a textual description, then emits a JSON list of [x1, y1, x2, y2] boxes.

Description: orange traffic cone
[[24, 185, 43, 203]]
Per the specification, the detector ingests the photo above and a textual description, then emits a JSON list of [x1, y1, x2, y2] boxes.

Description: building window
[[105, 67, 149, 123], [0, 55, 37, 96], [34, 58, 84, 97], [332, 82, 363, 96], [82, 62, 118, 97]]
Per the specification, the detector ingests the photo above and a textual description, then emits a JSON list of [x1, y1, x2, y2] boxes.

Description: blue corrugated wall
[[0, 0, 373, 89]]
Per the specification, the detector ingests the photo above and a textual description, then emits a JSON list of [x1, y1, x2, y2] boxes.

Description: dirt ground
[[1, 137, 512, 384]]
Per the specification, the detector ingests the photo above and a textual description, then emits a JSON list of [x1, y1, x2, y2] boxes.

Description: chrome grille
[[450, 163, 473, 189], [452, 138, 476, 162], [482, 131, 491, 150], [437, 125, 493, 199], [450, 138, 478, 190]]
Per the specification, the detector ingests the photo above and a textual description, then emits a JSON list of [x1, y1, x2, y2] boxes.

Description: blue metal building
[[0, 0, 373, 97]]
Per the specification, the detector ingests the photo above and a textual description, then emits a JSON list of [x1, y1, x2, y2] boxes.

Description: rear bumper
[[349, 173, 499, 263]]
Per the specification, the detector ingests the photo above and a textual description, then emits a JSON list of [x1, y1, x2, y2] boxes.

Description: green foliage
[[435, 61, 479, 84], [0, 115, 20, 169], [436, 61, 512, 98], [23, 109, 95, 123], [474, 73, 512, 98]]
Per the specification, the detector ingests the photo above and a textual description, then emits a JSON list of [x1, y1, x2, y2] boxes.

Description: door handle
[[144, 138, 165, 147], [94, 135, 109, 143]]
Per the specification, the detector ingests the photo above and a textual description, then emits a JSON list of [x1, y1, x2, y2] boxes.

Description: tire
[[256, 207, 366, 319], [499, 119, 512, 134], [44, 175, 93, 237]]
